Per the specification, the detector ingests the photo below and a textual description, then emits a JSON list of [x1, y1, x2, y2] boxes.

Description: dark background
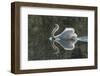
[[28, 15, 88, 61]]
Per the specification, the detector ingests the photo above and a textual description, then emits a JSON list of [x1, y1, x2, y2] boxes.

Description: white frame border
[[20, 6, 95, 70]]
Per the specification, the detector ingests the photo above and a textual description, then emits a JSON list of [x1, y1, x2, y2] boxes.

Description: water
[[77, 36, 88, 42]]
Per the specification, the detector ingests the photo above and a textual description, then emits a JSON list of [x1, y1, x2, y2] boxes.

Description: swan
[[49, 24, 87, 54]]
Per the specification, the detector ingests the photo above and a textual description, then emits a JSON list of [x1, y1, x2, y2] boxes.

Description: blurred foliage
[[28, 15, 88, 60]]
